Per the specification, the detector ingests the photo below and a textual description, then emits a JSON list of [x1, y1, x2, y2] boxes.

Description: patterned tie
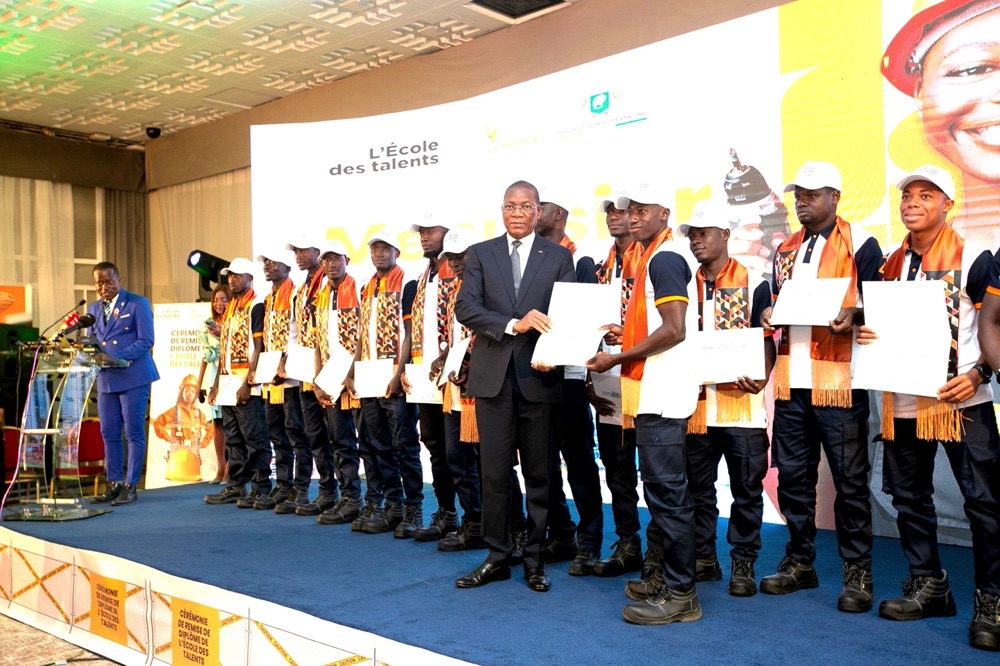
[[103, 300, 112, 323], [511, 240, 522, 297]]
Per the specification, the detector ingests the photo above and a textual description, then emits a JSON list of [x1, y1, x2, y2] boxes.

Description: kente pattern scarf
[[219, 289, 256, 375], [293, 267, 325, 349], [410, 260, 457, 361], [262, 279, 294, 403], [360, 265, 404, 361], [597, 241, 641, 325]]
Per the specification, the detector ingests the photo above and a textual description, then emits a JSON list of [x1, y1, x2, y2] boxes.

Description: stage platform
[[1, 482, 995, 665]]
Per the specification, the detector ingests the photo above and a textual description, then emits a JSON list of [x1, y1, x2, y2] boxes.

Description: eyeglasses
[[502, 203, 538, 213]]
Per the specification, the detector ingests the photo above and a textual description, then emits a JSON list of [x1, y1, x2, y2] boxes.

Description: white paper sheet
[[215, 374, 244, 407], [590, 366, 622, 426], [531, 282, 619, 366], [693, 328, 766, 385], [313, 344, 355, 395], [284, 343, 318, 383], [770, 277, 851, 326], [253, 350, 282, 384], [404, 363, 443, 404], [441, 335, 472, 387], [353, 359, 396, 399], [852, 280, 951, 397]]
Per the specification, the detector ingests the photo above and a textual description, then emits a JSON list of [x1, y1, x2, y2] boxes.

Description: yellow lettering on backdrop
[[779, 0, 884, 235]]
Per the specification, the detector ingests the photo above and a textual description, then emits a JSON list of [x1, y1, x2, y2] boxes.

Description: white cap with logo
[[285, 233, 321, 252], [220, 257, 257, 277], [319, 240, 350, 258], [438, 228, 475, 258], [366, 230, 400, 251], [616, 182, 674, 211], [409, 212, 447, 233], [783, 161, 843, 193], [255, 248, 296, 267], [678, 200, 731, 236], [896, 164, 956, 201]]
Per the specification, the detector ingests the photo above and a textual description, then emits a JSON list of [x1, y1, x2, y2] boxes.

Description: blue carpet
[[4, 483, 995, 665]]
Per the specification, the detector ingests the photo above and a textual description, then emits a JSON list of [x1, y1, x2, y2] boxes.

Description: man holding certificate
[[311, 241, 364, 527], [252, 247, 311, 512], [758, 161, 882, 612], [586, 184, 702, 626], [681, 202, 774, 597], [858, 166, 999, 652], [346, 231, 423, 535]]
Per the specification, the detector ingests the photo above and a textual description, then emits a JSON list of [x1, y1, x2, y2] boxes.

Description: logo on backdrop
[[329, 138, 440, 176]]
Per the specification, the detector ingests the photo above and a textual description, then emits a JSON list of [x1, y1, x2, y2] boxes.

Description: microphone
[[40, 299, 87, 340], [55, 313, 95, 340]]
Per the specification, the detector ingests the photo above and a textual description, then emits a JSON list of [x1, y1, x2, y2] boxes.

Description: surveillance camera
[[145, 127, 162, 139]]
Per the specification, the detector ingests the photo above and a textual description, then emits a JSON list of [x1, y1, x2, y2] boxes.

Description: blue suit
[[87, 289, 160, 484]]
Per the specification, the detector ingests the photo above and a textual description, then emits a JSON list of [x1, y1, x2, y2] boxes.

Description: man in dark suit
[[87, 261, 160, 506], [454, 180, 575, 592]]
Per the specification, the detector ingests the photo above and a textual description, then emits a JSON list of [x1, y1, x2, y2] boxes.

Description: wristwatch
[[973, 362, 993, 384]]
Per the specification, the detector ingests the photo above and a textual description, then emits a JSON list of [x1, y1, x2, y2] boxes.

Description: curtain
[[0, 176, 76, 330], [104, 189, 150, 298], [149, 168, 252, 305]]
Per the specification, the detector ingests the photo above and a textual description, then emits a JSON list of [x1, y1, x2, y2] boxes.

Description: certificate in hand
[[353, 359, 396, 398], [693, 328, 765, 385], [531, 282, 618, 367], [215, 374, 244, 406], [405, 363, 443, 404], [770, 277, 851, 326], [852, 280, 951, 397], [440, 336, 472, 388], [284, 343, 318, 383], [313, 344, 354, 395], [590, 367, 622, 426], [254, 351, 282, 384]]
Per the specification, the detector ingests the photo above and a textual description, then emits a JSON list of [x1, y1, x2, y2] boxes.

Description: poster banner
[[0, 284, 32, 325], [147, 303, 217, 489]]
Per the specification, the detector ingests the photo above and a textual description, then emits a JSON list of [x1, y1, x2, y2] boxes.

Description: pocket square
[[120, 313, 132, 318]]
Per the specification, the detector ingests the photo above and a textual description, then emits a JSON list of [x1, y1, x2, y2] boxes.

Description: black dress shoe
[[455, 560, 512, 589], [110, 484, 138, 506], [524, 566, 551, 592], [90, 482, 124, 504]]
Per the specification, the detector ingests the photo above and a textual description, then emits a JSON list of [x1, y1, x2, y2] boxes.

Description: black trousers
[[635, 414, 695, 591], [264, 386, 312, 490], [299, 388, 336, 496], [420, 405, 457, 512], [361, 396, 423, 507], [686, 426, 769, 562], [596, 422, 641, 544], [476, 362, 555, 569], [771, 388, 872, 568], [882, 401, 1000, 595], [222, 397, 271, 493], [547, 378, 604, 551], [443, 410, 482, 520], [325, 397, 362, 500]]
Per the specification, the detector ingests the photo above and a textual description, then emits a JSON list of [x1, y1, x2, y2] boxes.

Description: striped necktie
[[103, 300, 112, 323]]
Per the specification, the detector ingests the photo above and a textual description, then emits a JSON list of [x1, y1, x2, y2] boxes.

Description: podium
[[3, 341, 127, 521]]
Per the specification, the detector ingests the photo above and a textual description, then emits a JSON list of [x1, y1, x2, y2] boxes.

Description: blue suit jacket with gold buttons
[[86, 289, 160, 393]]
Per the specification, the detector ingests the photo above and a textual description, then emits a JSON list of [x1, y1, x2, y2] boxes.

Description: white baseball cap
[[284, 233, 321, 252], [601, 191, 628, 213], [616, 182, 674, 211], [409, 212, 448, 233], [255, 248, 296, 267], [318, 240, 350, 259], [366, 230, 400, 251], [783, 161, 842, 193], [678, 200, 731, 236], [896, 164, 956, 201], [220, 257, 257, 277], [438, 228, 475, 258]]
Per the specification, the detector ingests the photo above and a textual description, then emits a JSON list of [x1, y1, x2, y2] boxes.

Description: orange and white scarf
[[262, 279, 294, 403], [316, 275, 361, 409], [359, 265, 405, 361], [409, 260, 457, 361], [597, 241, 642, 325], [219, 289, 257, 375]]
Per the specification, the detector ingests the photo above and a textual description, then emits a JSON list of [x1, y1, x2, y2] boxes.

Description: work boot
[[413, 508, 459, 542], [393, 504, 423, 539], [438, 521, 486, 552], [729, 559, 757, 597], [568, 547, 599, 576], [296, 492, 339, 517], [204, 485, 245, 505], [317, 497, 362, 525], [542, 537, 578, 563], [350, 501, 380, 532], [235, 489, 264, 509], [625, 569, 664, 601], [760, 556, 819, 595], [641, 546, 661, 581], [360, 501, 404, 534], [594, 539, 643, 578], [622, 586, 702, 625], [969, 589, 1000, 651], [696, 555, 723, 582], [274, 487, 309, 514], [253, 485, 290, 510], [878, 571, 957, 621], [838, 562, 874, 613]]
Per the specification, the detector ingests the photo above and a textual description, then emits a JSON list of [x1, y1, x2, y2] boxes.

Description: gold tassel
[[620, 376, 641, 430], [811, 360, 852, 408], [774, 354, 791, 401], [717, 389, 751, 424], [881, 392, 895, 441], [915, 397, 963, 443], [442, 382, 454, 414], [688, 399, 707, 435], [460, 398, 479, 443], [264, 385, 284, 405]]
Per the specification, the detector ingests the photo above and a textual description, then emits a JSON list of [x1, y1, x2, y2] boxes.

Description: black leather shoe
[[204, 485, 246, 505], [729, 559, 757, 597], [594, 539, 642, 577], [110, 484, 137, 506], [838, 562, 874, 613], [524, 566, 551, 592], [760, 556, 819, 595], [970, 589, 1000, 651], [878, 571, 956, 621], [455, 560, 511, 589], [91, 482, 124, 504], [542, 537, 577, 563], [622, 586, 702, 625], [568, 547, 599, 576], [696, 556, 723, 582]]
